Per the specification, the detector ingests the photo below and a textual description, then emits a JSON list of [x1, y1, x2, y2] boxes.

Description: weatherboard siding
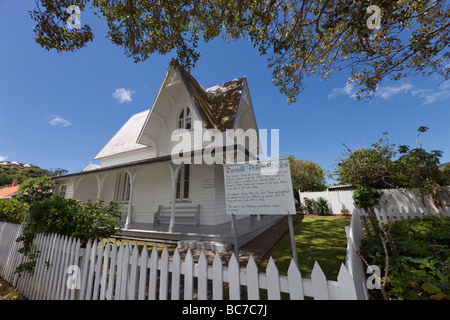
[[100, 147, 157, 168], [120, 164, 220, 226], [75, 175, 98, 203], [131, 165, 172, 223], [55, 162, 232, 226], [214, 164, 229, 225]]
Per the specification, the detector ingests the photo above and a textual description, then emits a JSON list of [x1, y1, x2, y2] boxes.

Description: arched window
[[177, 107, 191, 130]]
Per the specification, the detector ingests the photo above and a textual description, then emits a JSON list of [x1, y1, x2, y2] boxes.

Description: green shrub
[[360, 215, 450, 300], [15, 196, 121, 275], [352, 186, 382, 210], [340, 204, 351, 216], [0, 199, 28, 224], [303, 197, 316, 214], [315, 197, 331, 215], [15, 176, 54, 205]]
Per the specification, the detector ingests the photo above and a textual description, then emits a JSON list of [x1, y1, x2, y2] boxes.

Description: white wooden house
[[53, 60, 281, 249]]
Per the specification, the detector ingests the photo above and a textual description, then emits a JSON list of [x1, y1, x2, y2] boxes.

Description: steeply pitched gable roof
[[95, 61, 249, 161], [176, 62, 246, 131]]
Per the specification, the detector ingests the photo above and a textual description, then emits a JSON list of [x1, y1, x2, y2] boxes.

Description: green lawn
[[0, 277, 25, 300], [259, 215, 351, 281]]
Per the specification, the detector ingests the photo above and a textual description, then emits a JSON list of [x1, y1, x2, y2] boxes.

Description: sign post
[[231, 213, 239, 259], [223, 157, 298, 265], [287, 213, 298, 267]]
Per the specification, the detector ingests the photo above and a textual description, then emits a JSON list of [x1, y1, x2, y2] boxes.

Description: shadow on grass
[[258, 215, 351, 281]]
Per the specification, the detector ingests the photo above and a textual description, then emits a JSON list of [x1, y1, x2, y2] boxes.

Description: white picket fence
[[0, 221, 357, 300], [344, 207, 450, 300], [0, 222, 24, 288]]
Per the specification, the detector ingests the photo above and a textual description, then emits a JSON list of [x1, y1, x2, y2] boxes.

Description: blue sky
[[1, 1, 449, 184]]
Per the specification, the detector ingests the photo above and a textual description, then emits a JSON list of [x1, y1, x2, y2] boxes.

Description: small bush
[[15, 196, 121, 275], [315, 197, 331, 215], [303, 197, 316, 214], [340, 204, 351, 216]]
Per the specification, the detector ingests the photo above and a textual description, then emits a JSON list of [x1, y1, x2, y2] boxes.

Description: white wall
[[75, 175, 98, 203], [214, 164, 228, 225], [131, 165, 171, 223], [128, 163, 224, 225], [101, 147, 157, 168], [300, 186, 450, 214]]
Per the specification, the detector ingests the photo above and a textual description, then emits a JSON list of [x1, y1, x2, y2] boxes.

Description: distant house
[[0, 161, 21, 167], [53, 60, 280, 249], [9, 161, 21, 167], [0, 161, 31, 168], [0, 179, 20, 200]]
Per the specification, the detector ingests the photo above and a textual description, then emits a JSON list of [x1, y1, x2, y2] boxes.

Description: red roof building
[[0, 179, 20, 200]]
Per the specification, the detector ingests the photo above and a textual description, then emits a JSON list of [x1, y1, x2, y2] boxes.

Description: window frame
[[175, 164, 191, 201], [176, 106, 192, 131], [114, 172, 131, 203], [59, 184, 67, 198]]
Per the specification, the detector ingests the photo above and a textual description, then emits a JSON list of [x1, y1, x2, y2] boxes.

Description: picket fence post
[[266, 257, 281, 300], [128, 244, 139, 300], [137, 243, 148, 300], [212, 252, 223, 300], [287, 259, 304, 299], [197, 250, 208, 300], [227, 253, 241, 300], [246, 255, 260, 299], [148, 245, 158, 300], [171, 249, 181, 300], [158, 245, 169, 300]]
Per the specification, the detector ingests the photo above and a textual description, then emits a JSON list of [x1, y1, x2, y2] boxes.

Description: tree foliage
[[29, 0, 450, 103], [289, 156, 327, 192], [352, 186, 382, 211], [335, 136, 396, 188], [0, 199, 29, 224], [335, 128, 449, 208], [15, 176, 55, 205], [0, 163, 50, 188]]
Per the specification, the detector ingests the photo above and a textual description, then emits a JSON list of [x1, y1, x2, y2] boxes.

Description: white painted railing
[[0, 221, 357, 300]]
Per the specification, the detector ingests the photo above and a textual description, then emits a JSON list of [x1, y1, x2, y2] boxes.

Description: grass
[[0, 277, 26, 300], [259, 215, 351, 281]]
